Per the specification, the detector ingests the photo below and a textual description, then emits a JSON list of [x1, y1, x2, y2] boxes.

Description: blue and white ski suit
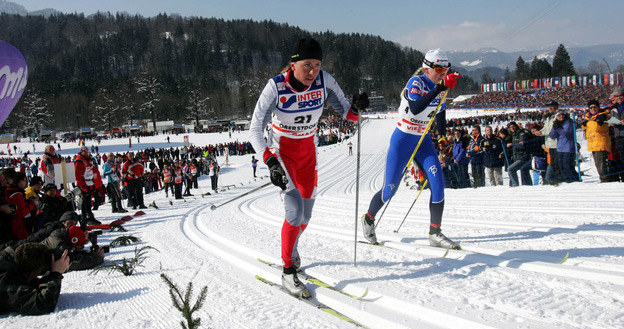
[[367, 74, 446, 227]]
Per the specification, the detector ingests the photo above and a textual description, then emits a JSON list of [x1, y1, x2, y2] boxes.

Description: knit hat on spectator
[[507, 121, 518, 128], [545, 101, 558, 107], [80, 146, 89, 153], [29, 176, 43, 186], [587, 99, 600, 108], [290, 38, 322, 62], [60, 211, 80, 223], [42, 183, 57, 192], [611, 87, 624, 96], [68, 226, 86, 247], [556, 111, 565, 117]]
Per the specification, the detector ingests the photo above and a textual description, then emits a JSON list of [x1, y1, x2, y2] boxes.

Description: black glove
[[351, 92, 369, 113], [595, 114, 607, 126], [265, 156, 287, 190], [581, 120, 589, 128], [552, 119, 563, 129]]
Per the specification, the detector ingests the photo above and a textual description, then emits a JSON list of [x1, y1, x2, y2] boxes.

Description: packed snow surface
[[2, 112, 623, 329]]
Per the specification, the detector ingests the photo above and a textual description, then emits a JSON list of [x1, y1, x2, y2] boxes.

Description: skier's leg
[[416, 139, 459, 249]]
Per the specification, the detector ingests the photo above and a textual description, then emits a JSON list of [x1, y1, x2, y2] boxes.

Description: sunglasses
[[432, 65, 450, 74]]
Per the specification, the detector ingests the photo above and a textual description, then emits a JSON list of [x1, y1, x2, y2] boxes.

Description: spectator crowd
[[454, 85, 613, 109]]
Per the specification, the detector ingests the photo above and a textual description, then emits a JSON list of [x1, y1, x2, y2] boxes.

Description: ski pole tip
[[210, 204, 217, 210]]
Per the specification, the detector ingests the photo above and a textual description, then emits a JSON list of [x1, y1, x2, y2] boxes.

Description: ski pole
[[394, 179, 428, 233], [354, 114, 362, 267], [210, 182, 271, 210]]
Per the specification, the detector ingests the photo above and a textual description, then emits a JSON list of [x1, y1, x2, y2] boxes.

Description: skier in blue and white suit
[[361, 49, 462, 249]]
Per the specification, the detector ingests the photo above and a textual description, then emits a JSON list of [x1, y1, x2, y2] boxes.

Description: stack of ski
[[85, 211, 146, 231]]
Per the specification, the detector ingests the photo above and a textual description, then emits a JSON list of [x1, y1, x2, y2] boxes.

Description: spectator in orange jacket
[[582, 99, 612, 182]]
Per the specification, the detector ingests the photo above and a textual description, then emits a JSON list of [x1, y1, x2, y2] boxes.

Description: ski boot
[[429, 229, 460, 250], [361, 213, 377, 244], [282, 266, 310, 299]]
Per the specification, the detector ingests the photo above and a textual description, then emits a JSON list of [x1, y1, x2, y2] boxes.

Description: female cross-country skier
[[249, 38, 368, 297], [361, 49, 462, 249]]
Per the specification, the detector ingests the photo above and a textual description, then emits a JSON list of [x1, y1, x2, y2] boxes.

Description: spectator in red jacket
[[122, 152, 146, 210], [74, 146, 101, 227], [5, 172, 37, 241]]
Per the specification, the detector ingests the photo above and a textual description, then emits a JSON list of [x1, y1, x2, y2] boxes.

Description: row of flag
[[481, 73, 624, 93]]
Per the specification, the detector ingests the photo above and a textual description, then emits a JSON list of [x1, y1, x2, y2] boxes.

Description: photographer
[[41, 225, 104, 271], [0, 242, 70, 315], [16, 211, 79, 247]]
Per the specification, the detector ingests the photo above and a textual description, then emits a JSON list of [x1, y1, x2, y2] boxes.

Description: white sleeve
[[249, 80, 277, 160], [323, 72, 352, 119]]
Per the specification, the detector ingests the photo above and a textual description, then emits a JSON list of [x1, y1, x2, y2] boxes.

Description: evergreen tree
[[515, 56, 531, 80], [481, 71, 494, 84], [552, 44, 576, 76], [530, 57, 553, 78]]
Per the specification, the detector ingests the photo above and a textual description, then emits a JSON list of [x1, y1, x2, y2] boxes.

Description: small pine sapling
[[109, 235, 141, 247], [160, 274, 208, 329], [92, 246, 157, 276]]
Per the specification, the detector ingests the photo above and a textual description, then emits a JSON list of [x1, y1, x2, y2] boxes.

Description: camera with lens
[[87, 230, 109, 253]]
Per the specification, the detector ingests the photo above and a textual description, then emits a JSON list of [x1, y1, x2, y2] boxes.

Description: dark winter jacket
[[510, 128, 531, 162], [549, 116, 575, 153], [41, 228, 103, 271], [16, 221, 66, 247], [39, 194, 70, 224], [0, 246, 63, 315], [482, 135, 505, 168], [452, 136, 470, 164]]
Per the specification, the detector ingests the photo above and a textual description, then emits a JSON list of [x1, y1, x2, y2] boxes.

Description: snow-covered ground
[[2, 112, 623, 329]]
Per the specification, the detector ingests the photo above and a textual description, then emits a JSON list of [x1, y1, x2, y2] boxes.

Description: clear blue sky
[[11, 0, 624, 52]]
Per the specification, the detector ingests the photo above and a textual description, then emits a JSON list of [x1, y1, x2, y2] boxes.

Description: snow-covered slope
[[2, 113, 623, 328]]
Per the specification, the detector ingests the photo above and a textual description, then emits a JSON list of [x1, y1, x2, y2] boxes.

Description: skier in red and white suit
[[249, 38, 368, 297]]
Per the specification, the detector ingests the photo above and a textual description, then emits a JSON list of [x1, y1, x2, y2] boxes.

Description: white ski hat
[[422, 48, 451, 69]]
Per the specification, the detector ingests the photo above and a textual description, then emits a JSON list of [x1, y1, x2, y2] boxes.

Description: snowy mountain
[[0, 0, 26, 15], [0, 0, 60, 16], [2, 111, 623, 329], [449, 44, 624, 72]]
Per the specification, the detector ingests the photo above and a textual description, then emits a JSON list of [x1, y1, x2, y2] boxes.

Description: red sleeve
[[8, 193, 34, 219], [93, 167, 103, 188], [122, 161, 129, 176], [262, 148, 274, 163], [346, 107, 359, 122], [74, 161, 86, 189]]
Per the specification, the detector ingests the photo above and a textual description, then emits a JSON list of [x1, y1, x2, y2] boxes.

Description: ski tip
[[357, 287, 369, 300], [560, 252, 570, 264]]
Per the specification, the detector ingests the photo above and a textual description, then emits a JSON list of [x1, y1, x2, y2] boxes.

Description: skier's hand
[[351, 92, 369, 113], [265, 156, 288, 190], [438, 72, 461, 91]]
